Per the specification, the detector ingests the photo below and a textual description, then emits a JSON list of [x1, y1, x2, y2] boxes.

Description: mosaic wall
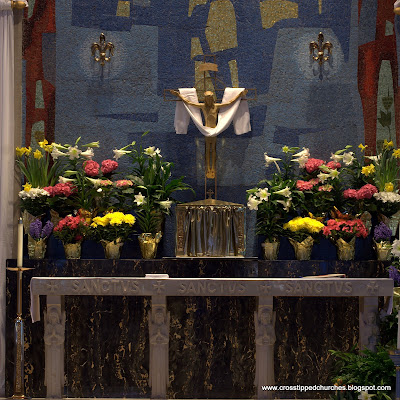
[[22, 0, 400, 255]]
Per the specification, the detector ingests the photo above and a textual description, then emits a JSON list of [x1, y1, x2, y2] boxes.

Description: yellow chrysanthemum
[[123, 214, 136, 225], [90, 222, 98, 228], [38, 139, 48, 149], [15, 147, 25, 157], [92, 216, 108, 227], [384, 139, 394, 149], [33, 149, 43, 159], [358, 143, 368, 152], [109, 217, 123, 225], [23, 183, 32, 192], [393, 149, 400, 158], [361, 164, 375, 176], [385, 182, 394, 192]]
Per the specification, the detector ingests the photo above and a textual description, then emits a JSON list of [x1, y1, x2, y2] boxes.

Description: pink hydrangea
[[309, 178, 320, 186], [305, 158, 325, 173], [99, 180, 113, 186], [296, 180, 314, 191], [318, 184, 333, 192], [43, 183, 76, 197], [356, 184, 378, 200], [326, 161, 341, 169], [101, 159, 118, 174], [116, 179, 133, 187], [84, 160, 100, 177], [343, 189, 358, 199]]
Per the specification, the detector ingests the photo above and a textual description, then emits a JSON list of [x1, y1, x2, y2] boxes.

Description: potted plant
[[28, 219, 53, 259], [373, 222, 392, 261]]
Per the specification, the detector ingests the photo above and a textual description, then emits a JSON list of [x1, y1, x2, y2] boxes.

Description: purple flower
[[374, 222, 392, 242], [29, 219, 42, 240], [41, 220, 53, 239], [388, 266, 400, 284]]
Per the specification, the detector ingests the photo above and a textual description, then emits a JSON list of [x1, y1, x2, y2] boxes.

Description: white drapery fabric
[[0, 0, 14, 395], [174, 87, 251, 136]]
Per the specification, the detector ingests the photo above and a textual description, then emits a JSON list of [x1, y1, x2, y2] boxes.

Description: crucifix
[[165, 55, 255, 200]]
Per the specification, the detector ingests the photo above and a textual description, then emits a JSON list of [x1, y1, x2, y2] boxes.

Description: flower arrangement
[[53, 215, 88, 244], [90, 212, 136, 243], [323, 218, 368, 242], [283, 216, 325, 242], [19, 185, 50, 217], [29, 219, 54, 241], [374, 222, 392, 242]]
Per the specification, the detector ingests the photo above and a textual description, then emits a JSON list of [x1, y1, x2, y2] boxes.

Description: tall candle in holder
[[398, 309, 400, 350], [17, 217, 23, 267]]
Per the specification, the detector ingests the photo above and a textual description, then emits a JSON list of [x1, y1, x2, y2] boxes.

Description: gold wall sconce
[[91, 33, 114, 66], [395, 0, 400, 15], [309, 32, 333, 66], [11, 0, 28, 9]]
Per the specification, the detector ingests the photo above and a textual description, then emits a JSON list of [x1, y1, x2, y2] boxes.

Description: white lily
[[328, 169, 340, 179], [293, 147, 310, 158], [330, 153, 344, 163], [159, 199, 173, 210], [276, 197, 292, 212], [275, 186, 291, 198], [113, 148, 131, 160], [256, 188, 270, 201], [144, 146, 162, 158], [87, 178, 103, 187], [292, 155, 309, 168], [80, 147, 94, 159], [317, 172, 330, 183], [247, 195, 262, 211], [51, 147, 67, 160], [59, 176, 76, 184], [134, 192, 146, 206], [264, 153, 282, 172], [342, 151, 355, 166], [358, 391, 374, 400], [391, 239, 400, 258], [68, 146, 81, 160]]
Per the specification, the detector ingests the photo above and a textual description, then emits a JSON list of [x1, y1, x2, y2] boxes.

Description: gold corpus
[[63, 242, 82, 259], [27, 236, 47, 259], [138, 232, 162, 259], [11, 1, 27, 9], [262, 240, 280, 260], [310, 32, 333, 66], [335, 237, 356, 261], [373, 240, 392, 261], [289, 236, 314, 261], [101, 238, 124, 260], [91, 33, 114, 66]]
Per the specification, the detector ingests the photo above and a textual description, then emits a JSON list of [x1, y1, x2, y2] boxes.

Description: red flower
[[84, 160, 100, 177], [326, 161, 341, 169], [343, 189, 358, 199], [43, 183, 75, 197], [101, 159, 118, 174], [305, 158, 325, 173], [296, 180, 314, 191], [356, 184, 378, 200]]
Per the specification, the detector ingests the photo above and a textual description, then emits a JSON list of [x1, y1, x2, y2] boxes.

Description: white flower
[[97, 188, 103, 193], [317, 172, 330, 183], [276, 197, 292, 212], [19, 188, 49, 199], [51, 147, 67, 160], [392, 239, 400, 258], [366, 155, 380, 164], [264, 153, 282, 171], [256, 188, 270, 201], [358, 391, 373, 400], [275, 186, 291, 198], [80, 147, 94, 159], [330, 153, 344, 163], [328, 169, 340, 179], [159, 199, 173, 210], [134, 192, 146, 206], [68, 146, 81, 160], [373, 192, 400, 203], [87, 178, 102, 187], [293, 147, 310, 158], [59, 176, 76, 184], [144, 146, 162, 158], [342, 151, 355, 166], [113, 148, 131, 160], [247, 195, 262, 211], [292, 155, 308, 168]]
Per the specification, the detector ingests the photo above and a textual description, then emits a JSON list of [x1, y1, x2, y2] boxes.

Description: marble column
[[44, 295, 65, 398], [255, 295, 275, 400], [149, 295, 169, 399], [359, 295, 379, 352]]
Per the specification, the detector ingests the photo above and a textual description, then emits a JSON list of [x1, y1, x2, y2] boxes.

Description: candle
[[17, 217, 23, 267], [397, 309, 400, 350]]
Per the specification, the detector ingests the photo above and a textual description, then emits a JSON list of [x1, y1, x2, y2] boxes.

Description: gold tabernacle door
[[175, 198, 246, 257]]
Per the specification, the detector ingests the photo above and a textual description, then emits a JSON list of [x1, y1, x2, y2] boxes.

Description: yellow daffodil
[[38, 138, 48, 149], [358, 143, 368, 152], [393, 148, 400, 158], [15, 147, 25, 157], [361, 164, 375, 176], [384, 139, 394, 149], [385, 182, 394, 192], [25, 146, 32, 156], [44, 144, 53, 153], [33, 149, 43, 159], [23, 183, 32, 192]]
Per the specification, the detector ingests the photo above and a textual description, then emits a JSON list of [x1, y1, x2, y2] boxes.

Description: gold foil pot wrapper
[[138, 232, 162, 259], [79, 208, 95, 225], [335, 237, 355, 261], [373, 240, 392, 261], [63, 242, 82, 259], [261, 240, 280, 260], [289, 236, 314, 261], [101, 238, 124, 260], [27, 236, 47, 259]]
